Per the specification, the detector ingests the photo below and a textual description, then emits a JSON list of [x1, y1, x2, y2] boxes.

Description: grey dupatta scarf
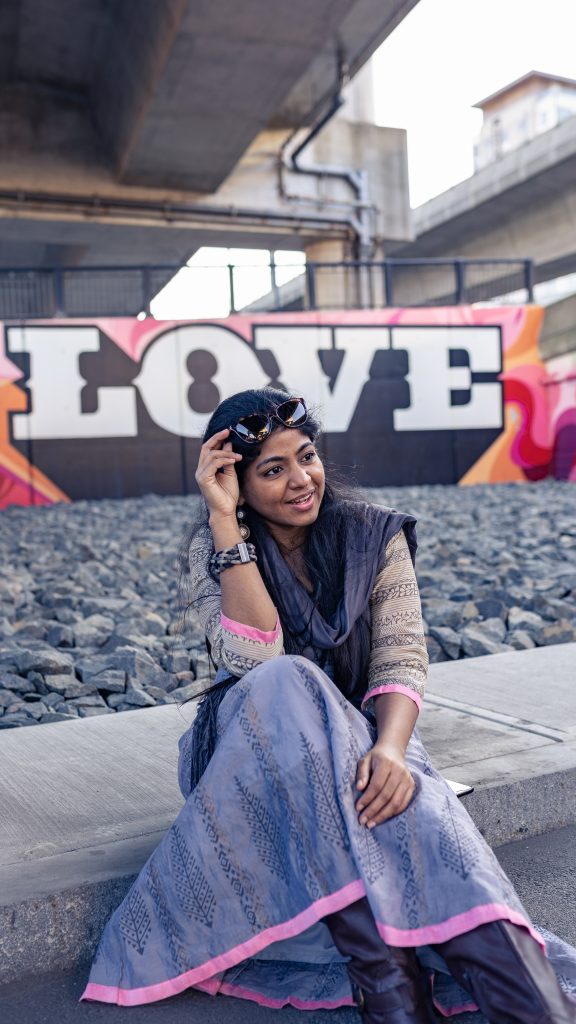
[[187, 502, 418, 791]]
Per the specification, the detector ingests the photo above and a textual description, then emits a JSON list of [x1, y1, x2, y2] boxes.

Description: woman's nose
[[288, 463, 311, 487]]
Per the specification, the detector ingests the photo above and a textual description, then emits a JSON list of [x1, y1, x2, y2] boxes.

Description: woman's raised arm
[[194, 428, 282, 660]]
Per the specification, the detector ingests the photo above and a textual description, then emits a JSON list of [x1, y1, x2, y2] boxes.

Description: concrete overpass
[[389, 112, 576, 301], [0, 0, 419, 268]]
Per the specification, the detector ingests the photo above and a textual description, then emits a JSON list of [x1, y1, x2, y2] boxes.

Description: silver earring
[[236, 507, 250, 541]]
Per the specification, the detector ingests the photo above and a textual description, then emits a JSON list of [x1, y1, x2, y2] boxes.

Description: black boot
[[323, 898, 436, 1024], [435, 919, 576, 1023]]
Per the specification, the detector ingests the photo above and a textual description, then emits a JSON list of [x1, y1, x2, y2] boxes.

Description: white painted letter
[[9, 326, 137, 440], [133, 324, 269, 437], [255, 325, 389, 432], [391, 327, 502, 431]]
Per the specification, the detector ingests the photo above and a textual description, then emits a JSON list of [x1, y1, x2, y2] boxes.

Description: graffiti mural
[[0, 306, 572, 509]]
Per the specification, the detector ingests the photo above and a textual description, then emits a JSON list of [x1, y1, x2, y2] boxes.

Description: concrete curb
[[2, 763, 576, 986]]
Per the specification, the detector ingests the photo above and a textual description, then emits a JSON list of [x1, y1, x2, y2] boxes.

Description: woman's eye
[[264, 465, 282, 477], [303, 451, 316, 462]]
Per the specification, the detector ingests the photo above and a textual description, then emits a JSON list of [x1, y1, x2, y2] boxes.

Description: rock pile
[[1, 482, 575, 729]]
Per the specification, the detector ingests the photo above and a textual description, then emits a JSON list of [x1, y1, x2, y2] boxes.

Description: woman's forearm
[[373, 692, 419, 754], [210, 513, 278, 631]]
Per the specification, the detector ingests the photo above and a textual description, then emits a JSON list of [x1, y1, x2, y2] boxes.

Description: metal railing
[[0, 258, 534, 319]]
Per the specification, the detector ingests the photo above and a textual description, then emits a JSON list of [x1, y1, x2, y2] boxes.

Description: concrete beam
[[391, 115, 576, 290], [0, 1, 417, 265], [93, 0, 406, 193]]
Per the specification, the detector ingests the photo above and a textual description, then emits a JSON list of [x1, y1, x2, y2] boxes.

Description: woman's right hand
[[195, 428, 243, 520]]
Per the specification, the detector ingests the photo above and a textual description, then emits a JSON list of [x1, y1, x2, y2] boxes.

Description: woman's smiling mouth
[[287, 490, 315, 508]]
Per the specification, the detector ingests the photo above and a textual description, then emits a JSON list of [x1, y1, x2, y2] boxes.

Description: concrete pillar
[[305, 238, 362, 310]]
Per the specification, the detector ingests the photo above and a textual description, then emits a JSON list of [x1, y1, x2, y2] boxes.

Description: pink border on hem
[[217, 980, 355, 1010], [362, 684, 422, 711], [80, 879, 365, 1006], [376, 903, 545, 950], [221, 613, 280, 644], [80, 886, 544, 1008]]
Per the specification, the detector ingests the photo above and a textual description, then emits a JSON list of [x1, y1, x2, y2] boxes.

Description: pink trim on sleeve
[[362, 684, 422, 711], [220, 614, 281, 644]]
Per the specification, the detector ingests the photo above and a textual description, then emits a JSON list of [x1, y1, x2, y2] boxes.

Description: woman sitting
[[82, 387, 576, 1022]]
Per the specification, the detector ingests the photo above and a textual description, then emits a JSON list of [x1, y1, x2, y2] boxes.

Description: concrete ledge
[[1, 644, 575, 984]]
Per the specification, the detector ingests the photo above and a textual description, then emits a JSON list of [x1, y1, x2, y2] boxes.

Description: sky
[[372, 0, 576, 207]]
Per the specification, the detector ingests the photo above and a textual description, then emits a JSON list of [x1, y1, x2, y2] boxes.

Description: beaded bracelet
[[209, 541, 257, 576]]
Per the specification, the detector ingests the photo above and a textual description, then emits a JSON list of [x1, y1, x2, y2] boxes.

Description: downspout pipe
[[278, 55, 375, 256]]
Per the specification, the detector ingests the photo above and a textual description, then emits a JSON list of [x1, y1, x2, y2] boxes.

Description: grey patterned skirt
[[81, 655, 576, 1014]]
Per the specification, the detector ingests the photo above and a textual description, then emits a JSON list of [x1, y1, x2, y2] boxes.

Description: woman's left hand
[[355, 742, 415, 828]]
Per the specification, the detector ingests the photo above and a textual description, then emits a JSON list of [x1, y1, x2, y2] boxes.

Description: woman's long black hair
[[179, 386, 370, 697]]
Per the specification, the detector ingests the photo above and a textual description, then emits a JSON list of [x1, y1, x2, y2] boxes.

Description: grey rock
[[45, 677, 97, 700], [428, 626, 461, 660], [88, 670, 127, 694], [27, 671, 49, 694], [39, 711, 77, 723], [420, 599, 462, 629], [66, 694, 107, 708], [506, 630, 536, 650], [460, 601, 480, 622], [123, 684, 157, 707], [529, 594, 575, 620], [42, 692, 64, 708], [79, 597, 130, 616], [172, 681, 205, 702], [46, 624, 75, 648], [53, 607, 79, 625], [140, 611, 168, 636], [534, 621, 576, 646], [0, 690, 22, 709], [22, 701, 49, 719], [142, 671, 178, 693], [84, 614, 115, 632], [75, 656, 114, 682], [507, 607, 545, 632], [107, 646, 161, 685], [460, 626, 513, 658], [0, 714, 39, 728], [478, 618, 507, 642], [13, 620, 48, 640], [0, 651, 18, 673], [54, 701, 79, 717], [163, 649, 191, 674], [104, 693, 124, 709], [0, 673, 36, 693], [146, 685, 178, 703], [16, 649, 74, 676], [72, 623, 109, 647], [425, 636, 448, 663], [476, 598, 507, 621], [175, 671, 197, 687]]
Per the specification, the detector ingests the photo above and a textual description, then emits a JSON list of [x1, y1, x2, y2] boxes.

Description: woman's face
[[239, 428, 325, 538]]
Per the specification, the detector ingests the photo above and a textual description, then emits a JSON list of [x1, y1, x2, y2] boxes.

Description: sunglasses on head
[[229, 397, 308, 444]]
